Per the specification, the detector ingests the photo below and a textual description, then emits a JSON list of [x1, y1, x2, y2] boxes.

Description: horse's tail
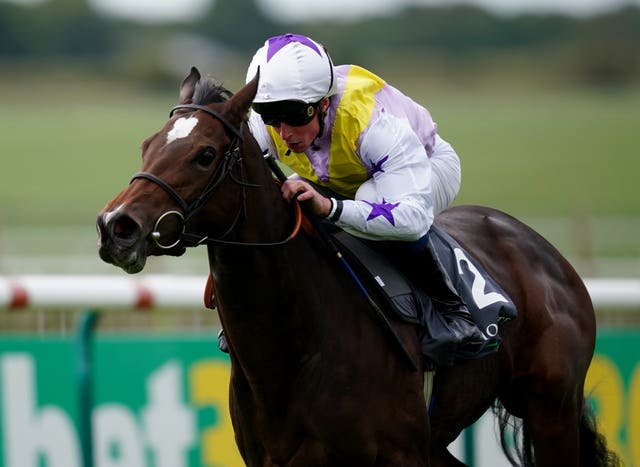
[[578, 401, 621, 467], [492, 399, 621, 467], [492, 400, 534, 467]]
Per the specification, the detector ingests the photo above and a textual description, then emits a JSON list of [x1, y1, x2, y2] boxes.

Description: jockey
[[218, 33, 485, 353]]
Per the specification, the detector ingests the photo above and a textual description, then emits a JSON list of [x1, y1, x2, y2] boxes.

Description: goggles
[[252, 100, 318, 127]]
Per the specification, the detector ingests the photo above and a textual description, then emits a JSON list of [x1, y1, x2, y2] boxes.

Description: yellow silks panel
[[267, 65, 385, 198]]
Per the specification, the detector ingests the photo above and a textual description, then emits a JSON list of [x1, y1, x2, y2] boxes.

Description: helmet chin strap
[[313, 96, 331, 146]]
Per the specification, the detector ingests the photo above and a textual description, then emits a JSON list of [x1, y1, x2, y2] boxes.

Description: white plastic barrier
[[0, 275, 207, 310], [0, 275, 638, 310], [582, 278, 640, 308]]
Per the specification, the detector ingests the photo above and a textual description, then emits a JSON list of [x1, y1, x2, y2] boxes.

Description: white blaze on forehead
[[167, 116, 199, 144]]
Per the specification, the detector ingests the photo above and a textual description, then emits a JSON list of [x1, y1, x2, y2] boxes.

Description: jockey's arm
[[334, 112, 435, 242]]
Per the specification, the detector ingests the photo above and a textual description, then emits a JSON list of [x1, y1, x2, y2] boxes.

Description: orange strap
[[204, 273, 216, 309]]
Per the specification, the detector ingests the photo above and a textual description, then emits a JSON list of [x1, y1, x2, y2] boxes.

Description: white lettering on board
[[1, 354, 80, 467], [0, 355, 196, 467]]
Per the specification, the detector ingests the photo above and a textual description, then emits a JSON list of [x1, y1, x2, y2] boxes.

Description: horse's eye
[[196, 147, 216, 167]]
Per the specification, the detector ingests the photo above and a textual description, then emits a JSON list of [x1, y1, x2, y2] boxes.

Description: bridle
[[130, 104, 301, 249]]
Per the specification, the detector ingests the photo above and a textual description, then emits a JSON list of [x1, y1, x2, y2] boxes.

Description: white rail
[[0, 275, 638, 310], [0, 275, 206, 310], [582, 278, 640, 308]]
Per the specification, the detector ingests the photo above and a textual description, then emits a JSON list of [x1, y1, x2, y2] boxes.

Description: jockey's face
[[270, 98, 329, 153], [276, 115, 321, 153]]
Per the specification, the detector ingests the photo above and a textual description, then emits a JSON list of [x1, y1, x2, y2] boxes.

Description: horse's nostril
[[112, 215, 140, 241], [98, 210, 141, 248]]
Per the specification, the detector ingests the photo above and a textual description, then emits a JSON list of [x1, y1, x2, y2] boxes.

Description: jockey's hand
[[281, 179, 332, 217]]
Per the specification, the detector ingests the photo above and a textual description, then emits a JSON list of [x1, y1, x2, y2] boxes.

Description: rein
[[130, 104, 302, 249]]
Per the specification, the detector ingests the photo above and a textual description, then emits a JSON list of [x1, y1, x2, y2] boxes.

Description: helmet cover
[[246, 33, 337, 104]]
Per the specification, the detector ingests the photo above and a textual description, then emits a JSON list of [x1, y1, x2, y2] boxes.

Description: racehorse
[[97, 67, 618, 466]]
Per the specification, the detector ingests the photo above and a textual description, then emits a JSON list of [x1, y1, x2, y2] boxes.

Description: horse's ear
[[179, 66, 201, 104], [227, 70, 259, 122]]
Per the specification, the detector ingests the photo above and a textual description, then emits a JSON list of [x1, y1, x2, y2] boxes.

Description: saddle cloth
[[329, 224, 517, 367]]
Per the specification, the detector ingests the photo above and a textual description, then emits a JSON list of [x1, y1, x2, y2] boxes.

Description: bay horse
[[97, 67, 618, 466]]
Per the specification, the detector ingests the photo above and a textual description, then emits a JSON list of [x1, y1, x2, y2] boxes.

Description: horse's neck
[[205, 150, 356, 380], [208, 239, 330, 381], [231, 155, 293, 244], [207, 234, 322, 321], [205, 166, 325, 343]]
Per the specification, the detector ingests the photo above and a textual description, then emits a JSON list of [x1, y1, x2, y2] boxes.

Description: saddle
[[328, 224, 517, 367], [203, 219, 517, 367]]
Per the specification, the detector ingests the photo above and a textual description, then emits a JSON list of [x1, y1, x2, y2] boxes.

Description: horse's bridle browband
[[130, 104, 301, 249]]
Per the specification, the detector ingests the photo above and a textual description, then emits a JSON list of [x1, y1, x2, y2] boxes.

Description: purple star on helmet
[[365, 199, 400, 225], [266, 33, 322, 62], [370, 155, 389, 175]]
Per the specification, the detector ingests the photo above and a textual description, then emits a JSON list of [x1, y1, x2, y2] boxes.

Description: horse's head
[[97, 67, 260, 273]]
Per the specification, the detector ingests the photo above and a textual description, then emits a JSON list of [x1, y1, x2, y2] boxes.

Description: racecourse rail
[[0, 275, 639, 310]]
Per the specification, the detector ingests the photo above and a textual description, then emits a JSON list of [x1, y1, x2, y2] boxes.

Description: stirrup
[[446, 318, 486, 345], [217, 328, 229, 353]]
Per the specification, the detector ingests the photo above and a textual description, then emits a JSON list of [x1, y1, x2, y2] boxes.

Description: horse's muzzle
[[96, 211, 147, 274]]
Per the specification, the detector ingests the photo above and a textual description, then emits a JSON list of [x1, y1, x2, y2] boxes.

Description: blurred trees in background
[[0, 0, 638, 87]]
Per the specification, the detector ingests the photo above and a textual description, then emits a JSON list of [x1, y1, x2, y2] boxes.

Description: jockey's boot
[[418, 238, 486, 346], [217, 328, 229, 353]]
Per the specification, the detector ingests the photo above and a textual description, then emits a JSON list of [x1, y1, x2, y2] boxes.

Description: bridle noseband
[[130, 104, 301, 249]]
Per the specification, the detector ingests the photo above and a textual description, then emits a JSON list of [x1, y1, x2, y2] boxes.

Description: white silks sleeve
[[247, 110, 276, 155], [336, 111, 435, 242]]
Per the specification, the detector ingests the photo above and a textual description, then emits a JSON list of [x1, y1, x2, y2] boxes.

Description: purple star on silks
[[266, 34, 322, 62], [370, 155, 389, 175], [365, 198, 400, 226]]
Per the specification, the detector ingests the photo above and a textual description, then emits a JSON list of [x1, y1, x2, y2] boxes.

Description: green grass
[[0, 76, 176, 226], [1, 72, 638, 228], [413, 85, 640, 218]]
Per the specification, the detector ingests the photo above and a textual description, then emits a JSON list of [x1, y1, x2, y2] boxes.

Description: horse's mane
[[192, 77, 233, 105]]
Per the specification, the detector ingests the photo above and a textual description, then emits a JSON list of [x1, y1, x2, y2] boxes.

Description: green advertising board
[[0, 330, 637, 466], [0, 335, 243, 467], [585, 330, 640, 466]]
